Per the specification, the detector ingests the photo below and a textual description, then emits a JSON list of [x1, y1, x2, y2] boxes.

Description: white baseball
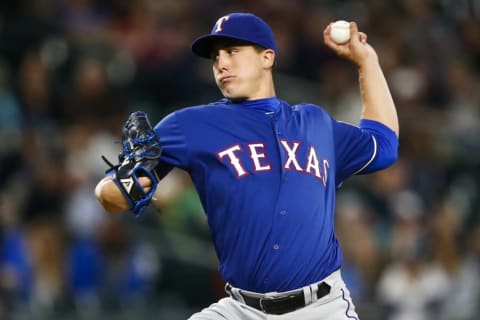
[[330, 20, 351, 44]]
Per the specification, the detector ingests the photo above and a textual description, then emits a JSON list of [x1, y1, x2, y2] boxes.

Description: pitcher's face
[[211, 44, 274, 101]]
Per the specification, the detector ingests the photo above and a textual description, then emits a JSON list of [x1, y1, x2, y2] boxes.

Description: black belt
[[226, 282, 331, 315]]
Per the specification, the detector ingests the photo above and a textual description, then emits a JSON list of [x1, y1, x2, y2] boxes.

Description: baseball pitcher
[[95, 13, 399, 319]]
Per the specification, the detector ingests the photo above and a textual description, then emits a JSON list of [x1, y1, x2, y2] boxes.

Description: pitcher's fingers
[[359, 32, 367, 43], [349, 21, 359, 39], [139, 176, 152, 188]]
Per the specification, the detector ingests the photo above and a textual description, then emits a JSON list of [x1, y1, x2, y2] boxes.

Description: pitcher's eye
[[227, 48, 239, 55]]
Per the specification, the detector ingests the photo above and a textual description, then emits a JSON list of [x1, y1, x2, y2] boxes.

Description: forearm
[[358, 58, 399, 136], [95, 177, 129, 214]]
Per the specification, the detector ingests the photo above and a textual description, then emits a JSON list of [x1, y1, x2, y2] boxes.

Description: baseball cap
[[191, 13, 277, 59]]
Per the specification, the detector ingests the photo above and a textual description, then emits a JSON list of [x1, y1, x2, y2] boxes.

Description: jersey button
[[279, 210, 287, 216], [273, 244, 280, 250]]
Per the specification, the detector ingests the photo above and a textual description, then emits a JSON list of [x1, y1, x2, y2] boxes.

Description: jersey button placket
[[271, 114, 283, 253]]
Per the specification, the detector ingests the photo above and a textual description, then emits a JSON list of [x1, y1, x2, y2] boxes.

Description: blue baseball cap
[[191, 13, 277, 59]]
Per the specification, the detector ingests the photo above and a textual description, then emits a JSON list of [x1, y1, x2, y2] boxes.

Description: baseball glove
[[102, 111, 162, 216]]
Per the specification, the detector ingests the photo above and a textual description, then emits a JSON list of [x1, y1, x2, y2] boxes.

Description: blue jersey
[[154, 97, 398, 293]]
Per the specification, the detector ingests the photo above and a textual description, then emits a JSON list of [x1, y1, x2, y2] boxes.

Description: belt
[[226, 282, 331, 315]]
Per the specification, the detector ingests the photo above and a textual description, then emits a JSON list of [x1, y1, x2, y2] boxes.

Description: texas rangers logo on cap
[[214, 16, 230, 33]]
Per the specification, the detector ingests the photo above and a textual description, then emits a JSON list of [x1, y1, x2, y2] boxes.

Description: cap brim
[[191, 34, 258, 59]]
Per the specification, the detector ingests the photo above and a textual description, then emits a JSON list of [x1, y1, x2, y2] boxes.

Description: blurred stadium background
[[0, 0, 479, 319]]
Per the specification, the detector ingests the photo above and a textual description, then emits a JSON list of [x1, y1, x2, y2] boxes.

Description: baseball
[[330, 20, 351, 44]]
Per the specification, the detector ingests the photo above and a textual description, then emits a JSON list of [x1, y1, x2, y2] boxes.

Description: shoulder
[[291, 102, 328, 113], [156, 99, 234, 131], [155, 99, 225, 121], [289, 102, 333, 120], [175, 99, 230, 116]]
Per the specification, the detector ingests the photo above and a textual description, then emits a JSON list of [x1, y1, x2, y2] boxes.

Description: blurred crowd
[[0, 0, 479, 319]]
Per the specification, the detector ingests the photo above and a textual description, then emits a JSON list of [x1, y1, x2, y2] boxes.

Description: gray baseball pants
[[189, 270, 359, 320]]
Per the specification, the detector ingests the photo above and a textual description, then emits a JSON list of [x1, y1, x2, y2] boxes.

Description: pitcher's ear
[[262, 49, 275, 68]]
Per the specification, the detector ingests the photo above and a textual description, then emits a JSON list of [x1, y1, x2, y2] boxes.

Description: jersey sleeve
[[153, 112, 189, 170], [334, 119, 398, 187]]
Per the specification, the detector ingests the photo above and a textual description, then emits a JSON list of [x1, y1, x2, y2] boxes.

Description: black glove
[[103, 111, 162, 216]]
